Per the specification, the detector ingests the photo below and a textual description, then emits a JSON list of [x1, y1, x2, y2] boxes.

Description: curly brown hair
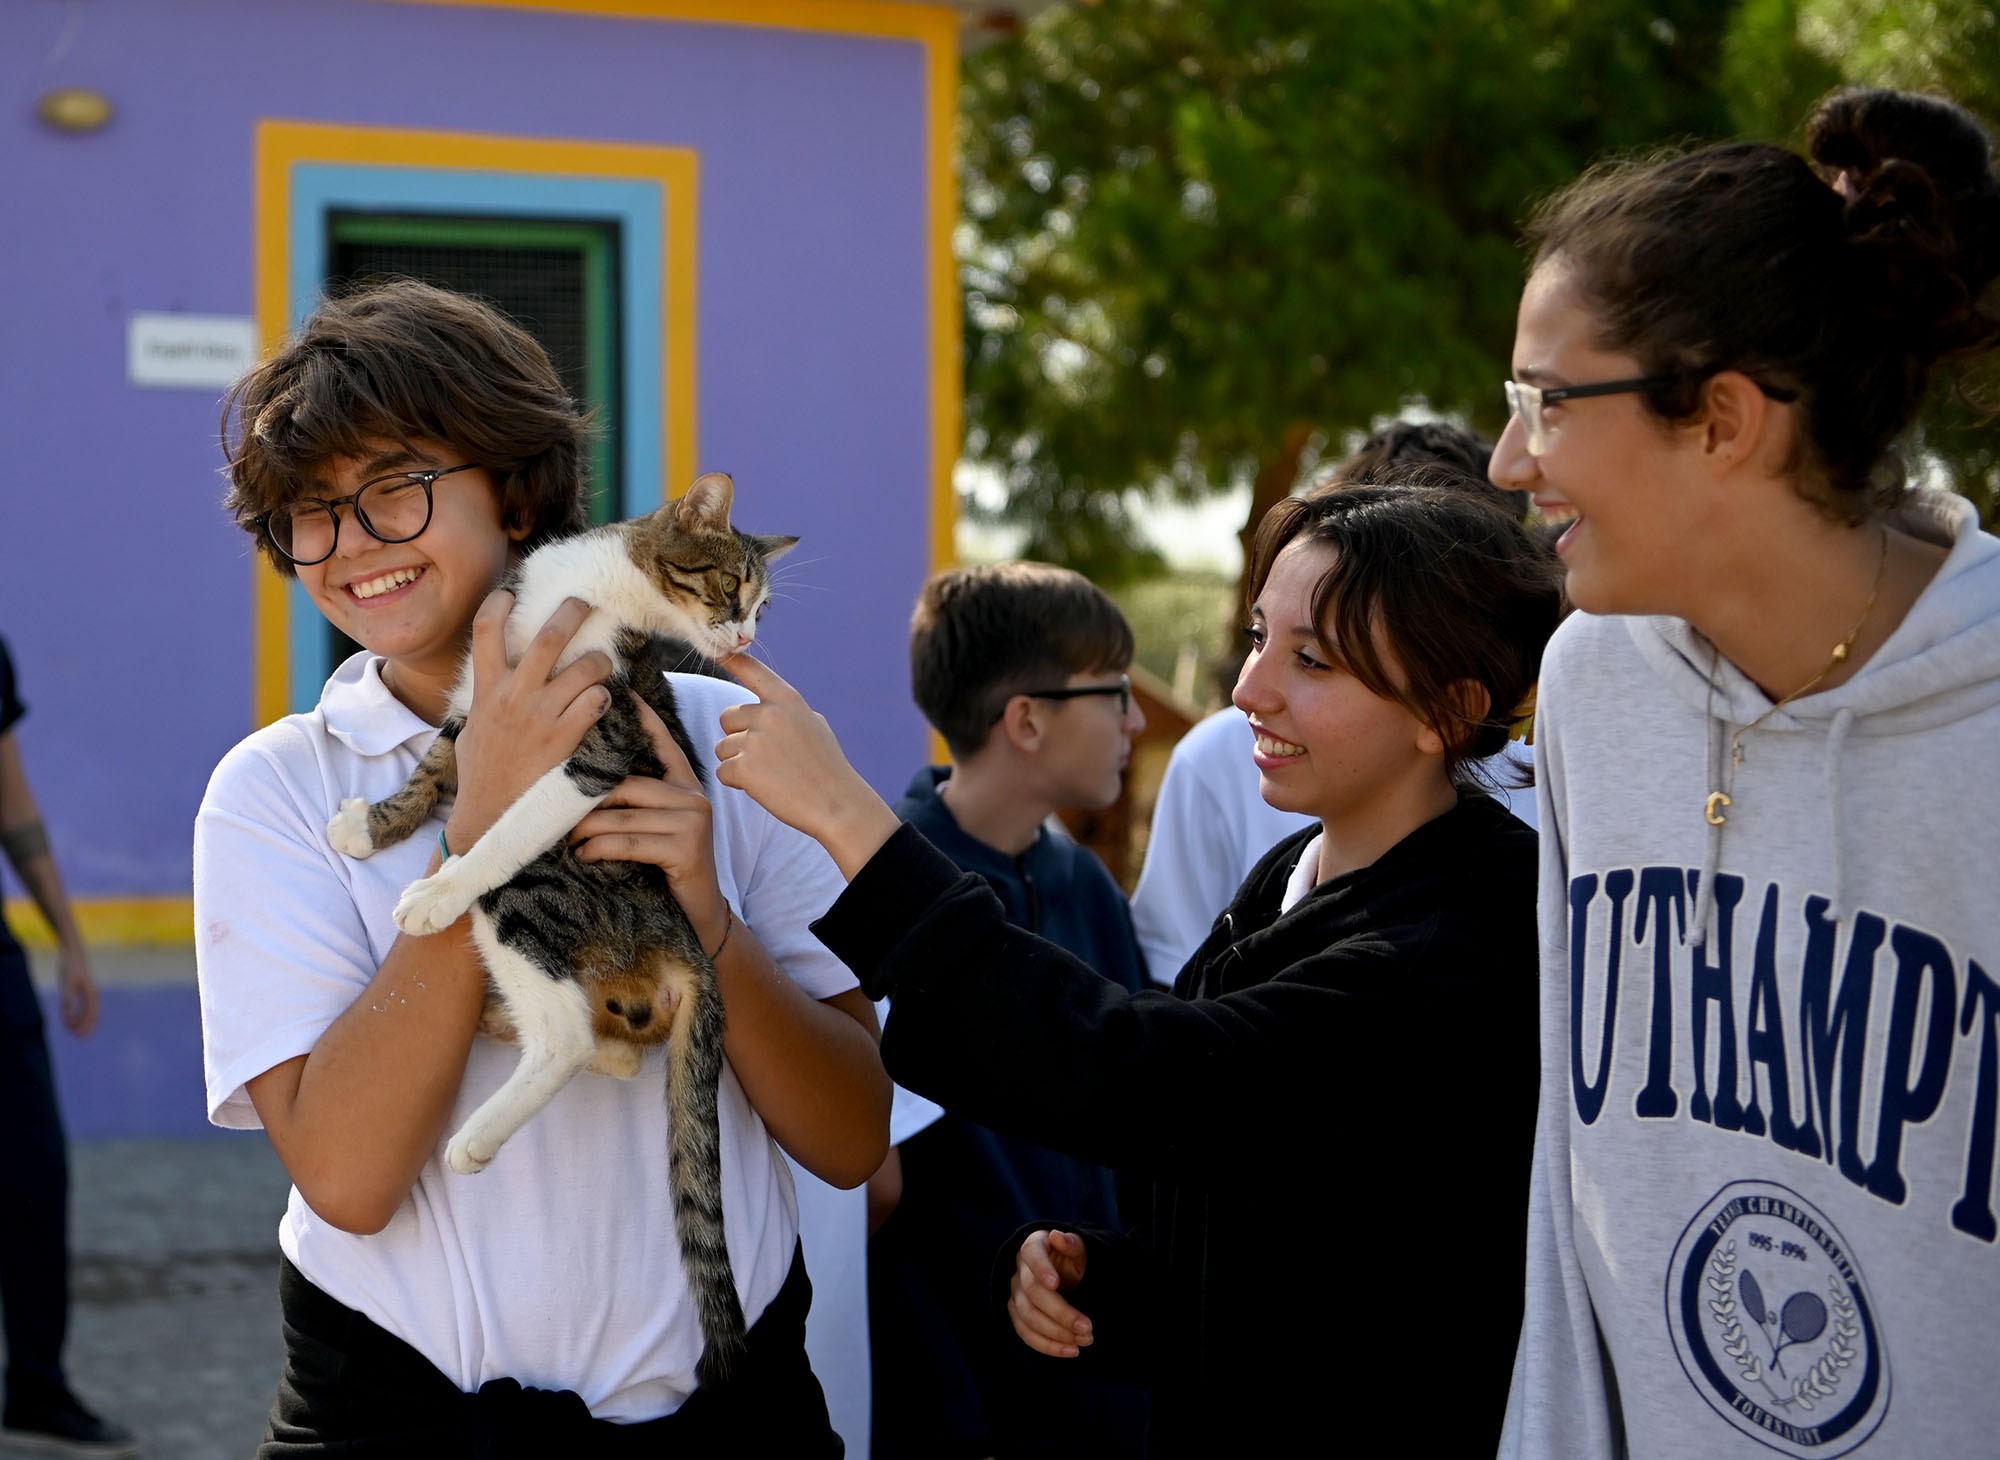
[[221, 278, 592, 575]]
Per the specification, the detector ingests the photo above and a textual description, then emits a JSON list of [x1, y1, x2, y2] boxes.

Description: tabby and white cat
[[325, 471, 794, 1385]]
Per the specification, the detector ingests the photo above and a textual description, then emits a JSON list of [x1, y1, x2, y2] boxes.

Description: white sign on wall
[[127, 313, 258, 389]]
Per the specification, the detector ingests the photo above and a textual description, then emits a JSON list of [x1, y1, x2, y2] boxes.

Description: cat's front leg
[[394, 765, 605, 935], [327, 798, 377, 858], [329, 731, 459, 860]]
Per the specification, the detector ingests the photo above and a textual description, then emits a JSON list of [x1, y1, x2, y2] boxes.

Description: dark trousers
[[265, 1243, 841, 1458], [0, 940, 70, 1415]]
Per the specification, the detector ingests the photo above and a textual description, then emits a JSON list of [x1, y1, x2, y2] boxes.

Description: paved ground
[[2, 1135, 291, 1460]]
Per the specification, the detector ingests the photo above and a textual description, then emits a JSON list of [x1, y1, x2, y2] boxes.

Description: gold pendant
[[1705, 791, 1732, 826]]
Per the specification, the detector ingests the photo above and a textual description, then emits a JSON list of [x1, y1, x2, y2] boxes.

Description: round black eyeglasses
[[265, 463, 485, 566]]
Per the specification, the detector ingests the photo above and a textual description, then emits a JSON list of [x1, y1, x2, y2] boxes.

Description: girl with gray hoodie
[[1493, 88, 2000, 1459]]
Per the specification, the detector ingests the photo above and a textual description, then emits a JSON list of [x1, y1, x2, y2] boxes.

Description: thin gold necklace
[[1703, 528, 1889, 827]]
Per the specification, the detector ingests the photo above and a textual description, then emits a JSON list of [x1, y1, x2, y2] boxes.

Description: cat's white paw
[[326, 799, 377, 859], [588, 1042, 644, 1079], [445, 1129, 493, 1175], [394, 862, 472, 936]]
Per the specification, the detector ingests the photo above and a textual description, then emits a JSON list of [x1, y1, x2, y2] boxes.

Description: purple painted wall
[[0, 0, 939, 902], [40, 986, 217, 1139]]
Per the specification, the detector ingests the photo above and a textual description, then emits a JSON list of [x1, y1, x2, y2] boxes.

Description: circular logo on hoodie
[[1666, 1182, 1889, 1456]]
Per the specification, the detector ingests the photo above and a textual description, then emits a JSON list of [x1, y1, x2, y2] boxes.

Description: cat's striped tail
[[664, 951, 748, 1387]]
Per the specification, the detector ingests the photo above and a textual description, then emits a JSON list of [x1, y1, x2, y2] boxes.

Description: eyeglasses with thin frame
[[992, 673, 1133, 723], [1504, 373, 1800, 457], [265, 462, 486, 566]]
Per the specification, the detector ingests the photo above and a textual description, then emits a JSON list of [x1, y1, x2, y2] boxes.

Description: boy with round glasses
[[195, 278, 888, 1455]]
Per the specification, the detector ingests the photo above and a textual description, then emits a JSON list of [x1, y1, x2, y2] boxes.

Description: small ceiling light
[[36, 86, 114, 133]]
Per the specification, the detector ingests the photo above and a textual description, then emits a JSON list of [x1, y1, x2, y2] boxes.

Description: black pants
[[0, 940, 70, 1415], [265, 1244, 841, 1458]]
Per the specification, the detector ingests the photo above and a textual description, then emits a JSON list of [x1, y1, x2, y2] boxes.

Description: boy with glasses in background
[[868, 563, 1149, 1460]]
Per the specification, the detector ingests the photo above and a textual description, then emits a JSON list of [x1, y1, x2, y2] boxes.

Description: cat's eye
[[719, 572, 740, 594]]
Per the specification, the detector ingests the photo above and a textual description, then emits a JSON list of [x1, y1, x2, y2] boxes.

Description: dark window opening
[[320, 212, 624, 669]]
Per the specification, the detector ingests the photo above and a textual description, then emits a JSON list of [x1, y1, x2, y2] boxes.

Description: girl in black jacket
[[714, 482, 1563, 1456]]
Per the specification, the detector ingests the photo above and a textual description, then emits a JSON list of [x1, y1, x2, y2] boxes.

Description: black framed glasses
[[1502, 376, 1678, 457], [995, 673, 1132, 723], [266, 462, 485, 566], [1504, 372, 1800, 457]]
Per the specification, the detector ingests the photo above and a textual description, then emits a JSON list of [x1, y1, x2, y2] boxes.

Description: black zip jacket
[[812, 794, 1540, 1457]]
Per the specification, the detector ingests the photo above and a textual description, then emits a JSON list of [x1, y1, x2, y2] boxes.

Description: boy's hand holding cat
[[571, 695, 730, 950], [714, 654, 900, 883], [445, 591, 613, 853]]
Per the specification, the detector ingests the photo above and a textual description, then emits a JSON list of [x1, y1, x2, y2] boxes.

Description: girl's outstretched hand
[[1010, 1229, 1094, 1359], [715, 654, 900, 881]]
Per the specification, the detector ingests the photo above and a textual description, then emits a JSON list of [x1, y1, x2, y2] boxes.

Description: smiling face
[[1489, 260, 1721, 617], [294, 439, 524, 707], [1232, 539, 1445, 831]]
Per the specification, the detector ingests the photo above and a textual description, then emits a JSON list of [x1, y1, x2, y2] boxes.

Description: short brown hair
[[1245, 483, 1562, 782], [221, 278, 592, 574], [911, 562, 1134, 758]]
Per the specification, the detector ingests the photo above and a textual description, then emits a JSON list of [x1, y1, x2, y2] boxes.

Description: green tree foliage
[[963, 0, 2000, 582], [960, 0, 1736, 591], [1724, 0, 2000, 520]]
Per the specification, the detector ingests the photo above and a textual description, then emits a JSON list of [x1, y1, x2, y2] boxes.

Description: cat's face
[[627, 473, 797, 660]]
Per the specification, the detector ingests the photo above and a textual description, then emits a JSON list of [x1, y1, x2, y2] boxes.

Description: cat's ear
[[671, 472, 735, 533], [753, 534, 799, 563]]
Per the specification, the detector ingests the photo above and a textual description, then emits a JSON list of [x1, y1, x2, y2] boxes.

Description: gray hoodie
[[1502, 491, 2000, 1459]]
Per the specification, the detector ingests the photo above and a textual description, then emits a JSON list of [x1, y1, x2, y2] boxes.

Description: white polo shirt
[[195, 654, 856, 1422]]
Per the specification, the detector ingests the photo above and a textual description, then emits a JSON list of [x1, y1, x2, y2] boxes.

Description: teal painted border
[[285, 164, 666, 709]]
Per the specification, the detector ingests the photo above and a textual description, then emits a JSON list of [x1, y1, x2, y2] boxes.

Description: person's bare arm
[[0, 728, 99, 1035], [573, 699, 891, 1188], [713, 929, 887, 1188], [246, 594, 613, 1234]]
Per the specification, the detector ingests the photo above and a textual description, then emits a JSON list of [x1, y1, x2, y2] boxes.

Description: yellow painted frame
[[252, 121, 700, 728], [78, 1, 960, 946], [3, 898, 194, 949]]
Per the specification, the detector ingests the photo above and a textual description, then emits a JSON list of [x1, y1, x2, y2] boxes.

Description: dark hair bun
[[1808, 88, 2000, 360]]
